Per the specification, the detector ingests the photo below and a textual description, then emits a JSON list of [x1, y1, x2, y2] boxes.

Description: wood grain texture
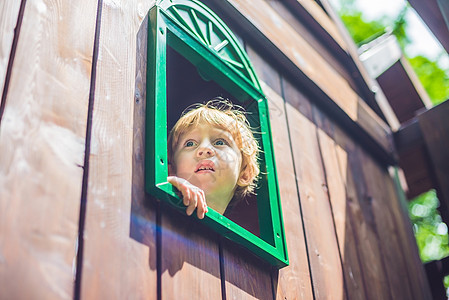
[[419, 101, 449, 219], [160, 210, 222, 300], [385, 167, 433, 300], [0, 0, 98, 298], [80, 1, 158, 299], [294, 0, 347, 50], [358, 150, 414, 300], [285, 84, 345, 299], [222, 238, 273, 300], [334, 128, 392, 300], [262, 81, 314, 300], [0, 0, 22, 94], [314, 110, 367, 300]]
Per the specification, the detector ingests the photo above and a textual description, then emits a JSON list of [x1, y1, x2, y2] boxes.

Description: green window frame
[[145, 0, 288, 268]]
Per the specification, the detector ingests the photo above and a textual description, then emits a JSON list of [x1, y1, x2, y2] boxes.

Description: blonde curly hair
[[168, 98, 260, 200]]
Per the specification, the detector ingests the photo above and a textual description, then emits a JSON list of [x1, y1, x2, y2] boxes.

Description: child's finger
[[197, 191, 207, 219], [186, 192, 198, 216], [182, 184, 191, 206]]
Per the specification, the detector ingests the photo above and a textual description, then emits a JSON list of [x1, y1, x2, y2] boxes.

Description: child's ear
[[237, 166, 251, 187]]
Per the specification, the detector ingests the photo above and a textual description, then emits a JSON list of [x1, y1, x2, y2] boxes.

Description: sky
[[328, 0, 449, 68]]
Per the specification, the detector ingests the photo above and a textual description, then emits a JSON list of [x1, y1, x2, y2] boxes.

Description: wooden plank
[[358, 151, 414, 300], [246, 45, 282, 95], [333, 127, 393, 300], [376, 59, 430, 124], [220, 59, 282, 300], [294, 0, 347, 49], [161, 209, 222, 300], [0, 1, 22, 96], [262, 81, 314, 300], [385, 167, 433, 300], [314, 109, 367, 300], [419, 101, 449, 223], [80, 2, 158, 299], [0, 0, 98, 298], [284, 83, 345, 299], [222, 238, 273, 300]]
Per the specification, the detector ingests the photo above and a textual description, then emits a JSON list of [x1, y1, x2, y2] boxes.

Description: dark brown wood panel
[[333, 127, 393, 300], [314, 108, 367, 300], [161, 210, 222, 300], [294, 0, 347, 48], [246, 46, 282, 95], [222, 239, 273, 300], [386, 168, 434, 300], [80, 2, 158, 299], [0, 0, 98, 298], [419, 101, 449, 223], [399, 146, 434, 199], [376, 60, 428, 124], [359, 151, 414, 300], [285, 84, 345, 299], [263, 81, 314, 300]]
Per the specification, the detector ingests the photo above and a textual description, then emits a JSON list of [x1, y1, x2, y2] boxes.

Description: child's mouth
[[195, 160, 215, 173]]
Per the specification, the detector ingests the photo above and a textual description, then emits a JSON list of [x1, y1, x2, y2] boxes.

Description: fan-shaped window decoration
[[145, 0, 288, 267]]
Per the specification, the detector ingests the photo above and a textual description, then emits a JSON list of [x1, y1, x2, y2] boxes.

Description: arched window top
[[157, 0, 263, 95]]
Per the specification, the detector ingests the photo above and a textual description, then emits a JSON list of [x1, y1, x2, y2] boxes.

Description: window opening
[[166, 45, 261, 236]]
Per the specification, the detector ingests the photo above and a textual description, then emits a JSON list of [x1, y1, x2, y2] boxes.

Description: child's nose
[[197, 144, 214, 157]]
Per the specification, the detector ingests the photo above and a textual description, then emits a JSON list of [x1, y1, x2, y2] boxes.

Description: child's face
[[172, 123, 242, 204]]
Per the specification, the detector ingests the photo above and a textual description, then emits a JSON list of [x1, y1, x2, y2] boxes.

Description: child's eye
[[213, 138, 228, 146], [184, 140, 197, 147]]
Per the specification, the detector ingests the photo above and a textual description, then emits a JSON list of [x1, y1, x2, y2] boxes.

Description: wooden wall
[[0, 0, 431, 299]]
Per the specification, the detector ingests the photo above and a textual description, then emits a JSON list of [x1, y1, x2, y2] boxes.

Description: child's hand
[[167, 176, 208, 219]]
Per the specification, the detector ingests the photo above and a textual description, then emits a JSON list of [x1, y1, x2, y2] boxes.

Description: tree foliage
[[408, 190, 449, 262], [409, 55, 449, 105], [340, 13, 386, 45]]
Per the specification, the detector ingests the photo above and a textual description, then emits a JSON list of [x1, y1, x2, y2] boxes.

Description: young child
[[167, 99, 260, 219]]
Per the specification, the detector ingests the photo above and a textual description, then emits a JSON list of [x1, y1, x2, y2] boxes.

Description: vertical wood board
[[160, 210, 222, 300], [222, 239, 273, 300], [0, 0, 98, 298], [359, 150, 414, 300], [385, 167, 433, 300], [315, 114, 367, 299], [262, 81, 314, 300], [285, 87, 345, 299], [294, 0, 347, 49], [419, 101, 449, 217], [333, 127, 392, 300], [80, 1, 158, 299]]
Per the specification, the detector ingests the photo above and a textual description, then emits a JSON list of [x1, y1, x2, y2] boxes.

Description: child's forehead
[[181, 123, 234, 137]]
